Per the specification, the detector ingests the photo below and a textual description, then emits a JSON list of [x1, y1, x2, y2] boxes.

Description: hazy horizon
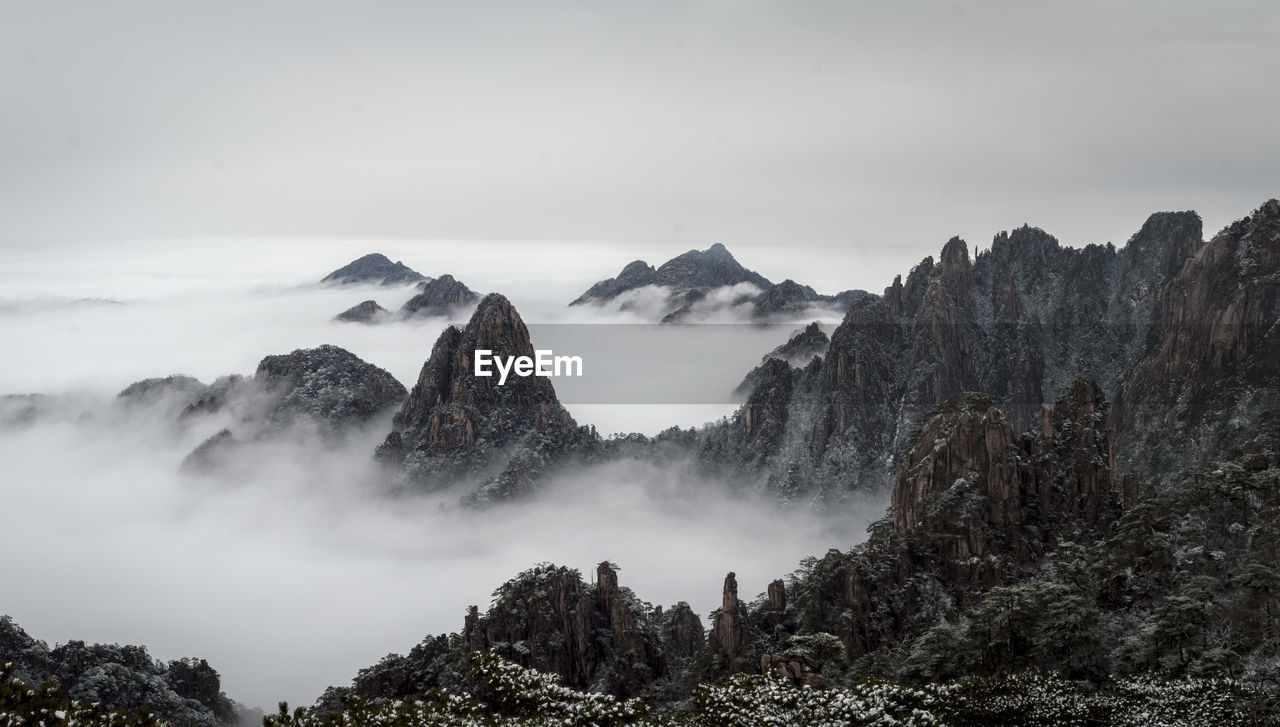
[[4, 1, 1278, 267]]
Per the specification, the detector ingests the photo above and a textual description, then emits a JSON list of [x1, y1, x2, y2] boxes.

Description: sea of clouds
[[0, 239, 874, 708]]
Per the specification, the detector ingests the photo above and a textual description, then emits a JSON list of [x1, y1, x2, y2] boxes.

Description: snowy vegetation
[[257, 650, 1273, 727]]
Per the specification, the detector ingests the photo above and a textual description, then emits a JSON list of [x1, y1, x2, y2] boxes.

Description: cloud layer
[[0, 243, 872, 709]]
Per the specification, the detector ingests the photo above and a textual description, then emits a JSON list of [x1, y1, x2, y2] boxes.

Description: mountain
[[0, 615, 242, 727], [332, 274, 480, 323], [305, 375, 1279, 721], [683, 207, 1221, 503], [571, 243, 865, 322], [125, 345, 411, 472], [399, 274, 480, 318], [571, 243, 771, 305], [374, 294, 592, 501], [333, 299, 390, 323], [320, 253, 427, 286], [1118, 198, 1280, 478]]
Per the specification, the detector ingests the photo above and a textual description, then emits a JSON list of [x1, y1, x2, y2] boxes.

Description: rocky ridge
[[571, 243, 865, 322], [684, 205, 1224, 503]]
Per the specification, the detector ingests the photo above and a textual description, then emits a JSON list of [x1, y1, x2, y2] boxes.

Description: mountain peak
[[400, 274, 479, 318], [379, 293, 584, 498], [321, 253, 428, 286]]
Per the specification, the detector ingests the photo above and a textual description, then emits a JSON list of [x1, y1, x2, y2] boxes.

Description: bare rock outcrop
[[709, 572, 751, 676], [377, 293, 590, 500], [1118, 199, 1280, 476], [892, 379, 1119, 587]]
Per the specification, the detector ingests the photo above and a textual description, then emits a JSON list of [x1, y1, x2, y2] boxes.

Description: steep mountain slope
[[375, 294, 592, 501], [692, 207, 1214, 502], [399, 274, 480, 318], [317, 380, 1280, 721], [1118, 198, 1280, 478]]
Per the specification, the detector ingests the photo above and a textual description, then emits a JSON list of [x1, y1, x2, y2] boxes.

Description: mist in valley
[[0, 241, 878, 709]]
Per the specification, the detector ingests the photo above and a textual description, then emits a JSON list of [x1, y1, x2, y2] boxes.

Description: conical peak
[[940, 236, 970, 268]]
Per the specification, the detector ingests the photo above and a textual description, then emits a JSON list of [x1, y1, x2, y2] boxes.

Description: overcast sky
[[2, 1, 1277, 272]]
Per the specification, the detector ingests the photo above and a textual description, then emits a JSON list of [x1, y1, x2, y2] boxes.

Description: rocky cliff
[[1118, 198, 1280, 477], [375, 294, 591, 501], [689, 206, 1215, 503]]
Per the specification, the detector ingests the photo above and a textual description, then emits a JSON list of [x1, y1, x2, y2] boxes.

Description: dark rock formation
[[752, 281, 868, 320], [734, 322, 831, 397], [334, 299, 390, 323], [570, 259, 658, 305], [709, 572, 751, 676], [689, 207, 1212, 503], [760, 652, 829, 688], [1118, 199, 1280, 477], [399, 274, 480, 318], [460, 563, 666, 697], [254, 345, 407, 434], [0, 615, 237, 727], [573, 243, 861, 322], [321, 253, 427, 286], [750, 279, 813, 318], [175, 346, 406, 471], [770, 322, 830, 364], [892, 380, 1119, 588], [377, 294, 590, 501], [761, 379, 1124, 664], [573, 243, 771, 307]]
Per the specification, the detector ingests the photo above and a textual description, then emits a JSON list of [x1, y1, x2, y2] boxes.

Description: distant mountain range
[[5, 198, 1278, 724], [320, 255, 481, 322], [570, 242, 868, 322]]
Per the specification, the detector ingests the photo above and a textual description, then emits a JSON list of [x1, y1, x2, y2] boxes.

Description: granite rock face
[[399, 274, 480, 318], [693, 207, 1215, 502], [321, 253, 427, 286], [797, 380, 1122, 660], [891, 379, 1119, 587], [376, 294, 589, 500], [1118, 199, 1280, 477], [709, 572, 751, 676], [460, 563, 666, 697]]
